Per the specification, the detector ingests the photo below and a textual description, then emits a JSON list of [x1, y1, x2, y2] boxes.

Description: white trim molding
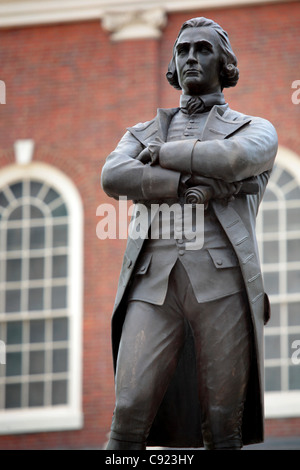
[[265, 391, 300, 418], [0, 1, 296, 33], [259, 146, 300, 419], [0, 161, 84, 434], [14, 139, 35, 166], [102, 8, 167, 41]]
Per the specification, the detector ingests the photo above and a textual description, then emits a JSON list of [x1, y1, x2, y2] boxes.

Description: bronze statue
[[101, 17, 278, 450]]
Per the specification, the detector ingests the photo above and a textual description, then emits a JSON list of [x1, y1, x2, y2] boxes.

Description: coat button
[[216, 259, 223, 266], [139, 266, 146, 273], [127, 260, 132, 268]]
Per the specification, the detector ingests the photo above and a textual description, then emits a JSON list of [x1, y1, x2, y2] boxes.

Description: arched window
[[0, 162, 83, 433], [256, 146, 300, 418]]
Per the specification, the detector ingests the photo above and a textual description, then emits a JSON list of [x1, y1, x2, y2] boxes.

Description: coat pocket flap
[[208, 247, 239, 269], [135, 253, 152, 275]]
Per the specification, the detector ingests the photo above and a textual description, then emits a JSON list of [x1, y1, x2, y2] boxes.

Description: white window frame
[[257, 146, 300, 419], [0, 162, 83, 434]]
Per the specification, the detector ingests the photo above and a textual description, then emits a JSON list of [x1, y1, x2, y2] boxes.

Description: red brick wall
[[0, 1, 299, 449]]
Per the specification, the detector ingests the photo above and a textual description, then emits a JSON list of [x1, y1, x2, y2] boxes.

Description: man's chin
[[183, 80, 206, 95]]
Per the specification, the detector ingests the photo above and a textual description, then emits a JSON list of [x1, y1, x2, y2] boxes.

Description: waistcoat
[[128, 109, 244, 304]]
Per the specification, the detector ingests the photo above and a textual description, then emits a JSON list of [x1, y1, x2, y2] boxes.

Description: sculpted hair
[[166, 17, 239, 90]]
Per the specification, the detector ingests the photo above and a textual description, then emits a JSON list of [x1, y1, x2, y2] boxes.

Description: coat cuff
[[159, 140, 198, 173], [142, 164, 181, 199]]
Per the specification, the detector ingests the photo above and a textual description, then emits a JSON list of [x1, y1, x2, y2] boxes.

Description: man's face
[[175, 27, 222, 95]]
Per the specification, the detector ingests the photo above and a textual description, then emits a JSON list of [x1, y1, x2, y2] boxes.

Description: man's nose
[[186, 46, 198, 64]]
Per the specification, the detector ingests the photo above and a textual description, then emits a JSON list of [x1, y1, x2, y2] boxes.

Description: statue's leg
[[187, 290, 252, 450], [106, 295, 186, 450]]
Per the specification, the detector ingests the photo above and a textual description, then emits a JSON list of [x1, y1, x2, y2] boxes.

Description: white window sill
[[265, 391, 300, 419], [0, 406, 83, 435]]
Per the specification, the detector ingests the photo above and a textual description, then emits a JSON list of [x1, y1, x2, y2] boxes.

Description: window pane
[[53, 225, 68, 247], [266, 303, 280, 327], [289, 365, 300, 390], [263, 240, 279, 264], [53, 318, 68, 341], [6, 258, 22, 282], [30, 226, 45, 249], [51, 286, 67, 309], [6, 351, 22, 376], [263, 272, 279, 295], [5, 383, 22, 408], [52, 255, 67, 278], [52, 349, 68, 373], [29, 381, 44, 407], [44, 188, 60, 205], [287, 208, 300, 231], [263, 209, 279, 233], [29, 257, 44, 280], [6, 289, 21, 313], [52, 380, 67, 405], [9, 206, 22, 220], [29, 351, 45, 375], [0, 192, 9, 209], [30, 181, 43, 197], [10, 182, 23, 199], [7, 228, 22, 251], [288, 303, 300, 326], [52, 204, 68, 218], [265, 367, 281, 391], [30, 319, 45, 343], [287, 271, 300, 294], [30, 205, 44, 219], [6, 321, 23, 344], [286, 186, 300, 201], [263, 188, 277, 202], [28, 288, 44, 311], [265, 335, 281, 359], [287, 239, 300, 262], [277, 169, 294, 187]]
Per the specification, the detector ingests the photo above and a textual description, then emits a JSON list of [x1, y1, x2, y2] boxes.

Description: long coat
[[101, 104, 278, 447]]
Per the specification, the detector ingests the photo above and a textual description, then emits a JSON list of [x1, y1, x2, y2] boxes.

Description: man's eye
[[177, 46, 188, 55], [198, 46, 211, 54]]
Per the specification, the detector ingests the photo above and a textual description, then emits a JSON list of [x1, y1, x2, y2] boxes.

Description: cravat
[[180, 92, 226, 115], [181, 96, 206, 115]]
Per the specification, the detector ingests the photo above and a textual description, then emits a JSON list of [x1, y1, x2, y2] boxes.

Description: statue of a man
[[101, 17, 278, 450]]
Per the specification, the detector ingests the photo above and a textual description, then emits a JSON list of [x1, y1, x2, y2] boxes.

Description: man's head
[[167, 17, 239, 95]]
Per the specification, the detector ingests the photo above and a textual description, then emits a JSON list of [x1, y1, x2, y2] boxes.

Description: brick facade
[[0, 1, 299, 449]]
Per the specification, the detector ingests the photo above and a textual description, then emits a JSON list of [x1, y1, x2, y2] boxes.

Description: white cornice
[[0, 0, 295, 29]]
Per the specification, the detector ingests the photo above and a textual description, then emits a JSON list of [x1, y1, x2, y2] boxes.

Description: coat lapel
[[156, 108, 179, 141], [201, 104, 252, 141], [128, 104, 251, 145], [127, 108, 178, 145]]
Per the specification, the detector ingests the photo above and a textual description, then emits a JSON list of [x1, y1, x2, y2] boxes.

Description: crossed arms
[[101, 116, 278, 203]]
